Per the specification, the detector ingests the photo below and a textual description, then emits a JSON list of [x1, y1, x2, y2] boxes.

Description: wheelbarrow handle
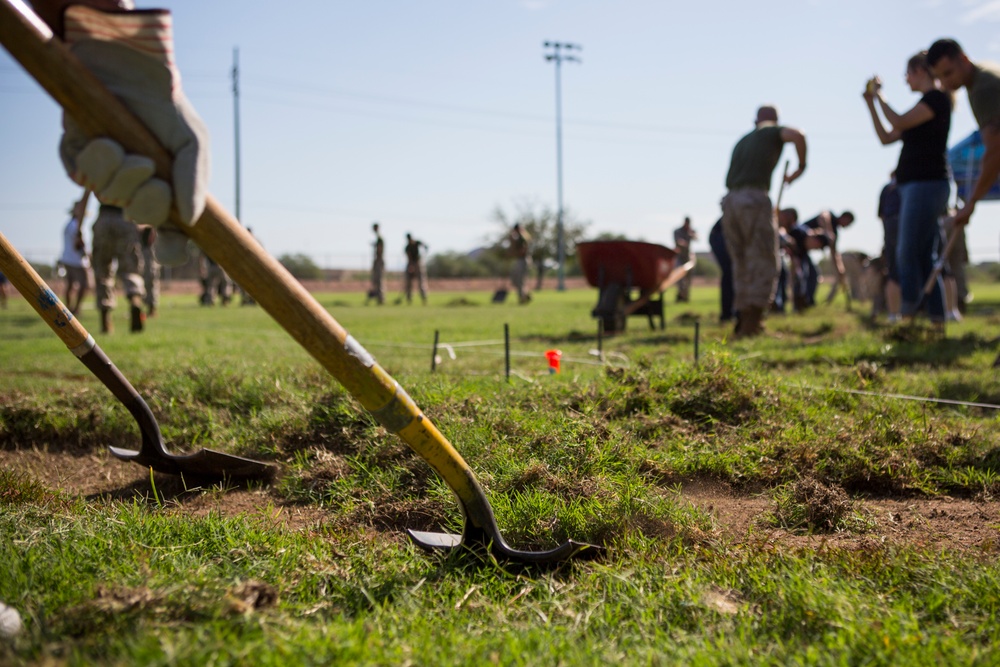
[[0, 0, 494, 524]]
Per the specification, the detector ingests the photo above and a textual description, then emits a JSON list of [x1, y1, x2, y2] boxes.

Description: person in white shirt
[[59, 195, 90, 316]]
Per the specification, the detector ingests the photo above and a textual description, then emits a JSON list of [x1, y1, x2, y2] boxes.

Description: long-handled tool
[[774, 159, 791, 217], [0, 230, 276, 480], [622, 259, 695, 318], [0, 0, 598, 563], [908, 226, 961, 326]]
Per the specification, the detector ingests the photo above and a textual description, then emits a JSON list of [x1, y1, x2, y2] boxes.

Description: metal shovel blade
[[407, 499, 602, 564], [407, 528, 599, 564], [98, 360, 277, 481], [108, 445, 275, 480]]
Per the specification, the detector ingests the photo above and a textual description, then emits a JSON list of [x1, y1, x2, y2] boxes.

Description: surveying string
[[794, 384, 1000, 411], [364, 339, 504, 349]]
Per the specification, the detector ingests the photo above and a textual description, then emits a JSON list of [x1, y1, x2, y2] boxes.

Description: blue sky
[[3, 0, 1000, 271]]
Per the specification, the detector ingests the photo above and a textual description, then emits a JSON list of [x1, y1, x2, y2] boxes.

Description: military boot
[[100, 308, 113, 334], [735, 305, 764, 339]]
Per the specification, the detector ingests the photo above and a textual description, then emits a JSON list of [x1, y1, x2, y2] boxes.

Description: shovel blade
[[407, 528, 601, 564], [109, 446, 276, 481], [407, 530, 463, 550]]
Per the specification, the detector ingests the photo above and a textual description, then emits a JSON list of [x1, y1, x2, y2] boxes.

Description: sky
[[3, 0, 1000, 272]]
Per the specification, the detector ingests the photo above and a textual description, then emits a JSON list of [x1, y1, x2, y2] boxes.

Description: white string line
[[373, 344, 611, 366], [362, 339, 504, 350], [439, 340, 505, 348], [364, 338, 631, 368], [796, 384, 1000, 410]]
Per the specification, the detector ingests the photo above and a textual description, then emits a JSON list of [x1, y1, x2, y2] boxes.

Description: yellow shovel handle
[[0, 230, 89, 350]]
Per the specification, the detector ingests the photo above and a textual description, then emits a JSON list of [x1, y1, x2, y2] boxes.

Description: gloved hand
[[58, 5, 210, 264]]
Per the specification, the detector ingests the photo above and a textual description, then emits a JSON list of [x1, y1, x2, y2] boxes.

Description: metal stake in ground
[[694, 321, 700, 366], [431, 330, 440, 373], [0, 0, 598, 564], [504, 323, 511, 381]]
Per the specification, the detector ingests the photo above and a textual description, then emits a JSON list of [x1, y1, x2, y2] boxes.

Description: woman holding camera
[[863, 51, 952, 324]]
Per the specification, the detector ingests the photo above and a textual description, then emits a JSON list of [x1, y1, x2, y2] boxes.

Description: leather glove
[[58, 6, 209, 264]]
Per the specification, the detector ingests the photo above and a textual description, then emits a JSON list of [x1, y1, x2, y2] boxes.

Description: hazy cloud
[[520, 0, 552, 9], [960, 0, 1000, 22]]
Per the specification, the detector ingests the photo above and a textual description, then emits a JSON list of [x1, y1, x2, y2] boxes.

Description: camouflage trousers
[[721, 188, 778, 313], [370, 258, 385, 304], [142, 244, 159, 309], [405, 261, 427, 304], [91, 207, 145, 311]]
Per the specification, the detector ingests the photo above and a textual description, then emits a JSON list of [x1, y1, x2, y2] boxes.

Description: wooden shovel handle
[[0, 229, 89, 350]]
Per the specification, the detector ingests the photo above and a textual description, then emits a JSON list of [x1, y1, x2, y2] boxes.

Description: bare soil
[[3, 448, 1000, 554], [681, 477, 1000, 554]]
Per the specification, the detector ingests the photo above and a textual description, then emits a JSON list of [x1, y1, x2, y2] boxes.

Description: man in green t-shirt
[[721, 105, 807, 338], [404, 233, 428, 305], [929, 39, 1000, 228]]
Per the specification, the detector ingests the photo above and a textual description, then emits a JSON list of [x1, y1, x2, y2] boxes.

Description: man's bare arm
[[953, 122, 1000, 226], [780, 127, 807, 183]]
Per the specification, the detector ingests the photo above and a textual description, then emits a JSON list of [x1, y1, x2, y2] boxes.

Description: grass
[[2, 281, 1000, 664]]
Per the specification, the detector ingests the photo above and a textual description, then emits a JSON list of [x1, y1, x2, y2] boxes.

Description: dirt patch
[[0, 448, 329, 533], [4, 450, 1000, 553], [681, 478, 1000, 553]]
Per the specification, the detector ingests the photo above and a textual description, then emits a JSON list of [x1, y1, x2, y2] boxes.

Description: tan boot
[[734, 305, 764, 339], [100, 308, 113, 334]]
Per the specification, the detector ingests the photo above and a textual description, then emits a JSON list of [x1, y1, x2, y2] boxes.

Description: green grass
[[2, 282, 1000, 664]]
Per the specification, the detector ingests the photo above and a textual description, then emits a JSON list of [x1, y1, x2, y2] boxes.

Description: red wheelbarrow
[[576, 241, 692, 334]]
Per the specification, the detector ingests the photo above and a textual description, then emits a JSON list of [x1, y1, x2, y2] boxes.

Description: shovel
[[0, 229, 276, 480], [0, 0, 598, 563]]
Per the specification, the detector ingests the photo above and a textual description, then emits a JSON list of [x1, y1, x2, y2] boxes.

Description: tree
[[426, 251, 502, 278], [491, 199, 589, 290], [278, 253, 323, 280]]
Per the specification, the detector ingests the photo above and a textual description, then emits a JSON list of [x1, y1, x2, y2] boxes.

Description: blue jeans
[[897, 180, 949, 321], [709, 220, 733, 320], [774, 260, 787, 312]]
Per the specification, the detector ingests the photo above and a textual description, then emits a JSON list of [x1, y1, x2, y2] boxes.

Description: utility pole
[[232, 46, 242, 225], [543, 41, 580, 291]]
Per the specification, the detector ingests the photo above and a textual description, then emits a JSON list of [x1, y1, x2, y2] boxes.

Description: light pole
[[232, 46, 241, 225], [543, 41, 580, 291]]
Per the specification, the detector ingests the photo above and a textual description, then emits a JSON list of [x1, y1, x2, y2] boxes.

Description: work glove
[[58, 5, 210, 265]]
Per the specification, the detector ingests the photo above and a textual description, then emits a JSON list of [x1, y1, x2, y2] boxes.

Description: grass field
[[2, 281, 1000, 665]]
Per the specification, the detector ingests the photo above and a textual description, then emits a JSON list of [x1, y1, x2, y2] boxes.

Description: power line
[[242, 75, 734, 138]]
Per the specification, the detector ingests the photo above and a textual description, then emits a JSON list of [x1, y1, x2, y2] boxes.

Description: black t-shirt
[[896, 89, 951, 183], [803, 212, 837, 243]]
